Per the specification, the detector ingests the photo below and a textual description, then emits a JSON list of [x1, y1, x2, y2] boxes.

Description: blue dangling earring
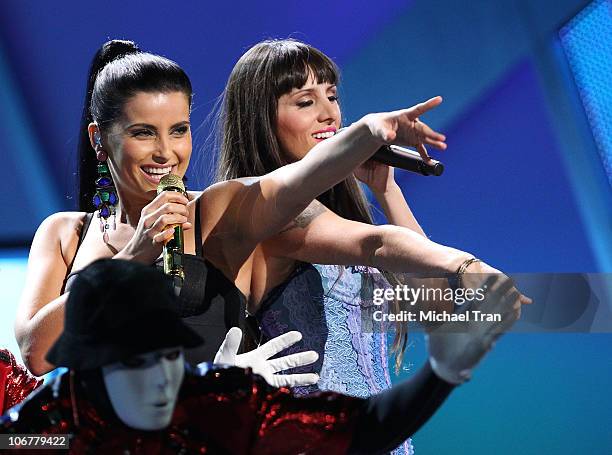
[[92, 134, 117, 243]]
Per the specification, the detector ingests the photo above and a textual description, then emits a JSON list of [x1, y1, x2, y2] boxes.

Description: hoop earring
[[92, 148, 117, 243]]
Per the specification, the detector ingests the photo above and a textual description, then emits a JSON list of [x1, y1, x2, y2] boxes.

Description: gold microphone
[[156, 174, 186, 291]]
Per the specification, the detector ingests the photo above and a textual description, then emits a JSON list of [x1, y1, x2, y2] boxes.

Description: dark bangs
[[270, 41, 339, 98], [215, 38, 341, 183]]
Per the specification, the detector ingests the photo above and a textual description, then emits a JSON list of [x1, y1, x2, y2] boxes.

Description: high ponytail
[[76, 40, 192, 211], [77, 40, 140, 211]]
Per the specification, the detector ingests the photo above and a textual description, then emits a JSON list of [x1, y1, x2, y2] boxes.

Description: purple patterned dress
[[256, 263, 414, 455]]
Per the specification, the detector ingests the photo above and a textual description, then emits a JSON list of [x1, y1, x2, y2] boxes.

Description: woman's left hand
[[354, 160, 395, 195]]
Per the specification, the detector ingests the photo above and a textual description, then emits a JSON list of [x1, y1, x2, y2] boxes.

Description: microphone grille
[[157, 174, 185, 194]]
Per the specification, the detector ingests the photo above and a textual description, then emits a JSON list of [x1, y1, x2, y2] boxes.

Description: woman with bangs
[[216, 39, 530, 454]]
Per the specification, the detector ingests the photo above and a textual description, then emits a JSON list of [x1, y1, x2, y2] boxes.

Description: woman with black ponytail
[[17, 40, 201, 375], [15, 39, 457, 378]]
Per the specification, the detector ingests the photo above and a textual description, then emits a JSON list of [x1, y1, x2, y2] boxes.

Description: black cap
[[46, 259, 203, 370]]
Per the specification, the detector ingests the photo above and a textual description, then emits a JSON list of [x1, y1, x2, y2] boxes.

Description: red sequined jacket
[[1, 363, 360, 454]]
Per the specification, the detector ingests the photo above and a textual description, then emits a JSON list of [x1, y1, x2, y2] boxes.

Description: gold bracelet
[[456, 257, 481, 288]]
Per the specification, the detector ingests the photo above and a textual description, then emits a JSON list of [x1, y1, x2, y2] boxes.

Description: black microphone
[[374, 145, 444, 176], [157, 174, 186, 292], [336, 127, 444, 176]]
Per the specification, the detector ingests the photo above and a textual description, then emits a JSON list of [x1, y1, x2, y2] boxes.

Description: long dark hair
[[216, 39, 372, 221], [216, 39, 407, 371], [77, 40, 193, 211]]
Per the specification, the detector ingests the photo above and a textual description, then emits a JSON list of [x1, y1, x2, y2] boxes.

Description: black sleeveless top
[[64, 202, 248, 365]]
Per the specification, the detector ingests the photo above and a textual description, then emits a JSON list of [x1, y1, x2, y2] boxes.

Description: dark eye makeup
[[172, 125, 190, 135], [130, 129, 155, 138], [296, 100, 314, 108]]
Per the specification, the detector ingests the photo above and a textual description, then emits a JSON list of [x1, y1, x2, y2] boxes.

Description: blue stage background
[[1, 0, 610, 452]]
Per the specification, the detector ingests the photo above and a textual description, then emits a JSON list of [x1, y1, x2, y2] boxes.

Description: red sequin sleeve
[[0, 349, 43, 414], [175, 366, 362, 454], [252, 385, 361, 454]]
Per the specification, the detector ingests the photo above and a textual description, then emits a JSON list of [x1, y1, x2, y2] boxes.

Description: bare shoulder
[[203, 178, 261, 194], [225, 176, 263, 187], [36, 211, 88, 239], [198, 179, 259, 212], [17, 212, 89, 341], [195, 181, 243, 232], [33, 211, 90, 263]]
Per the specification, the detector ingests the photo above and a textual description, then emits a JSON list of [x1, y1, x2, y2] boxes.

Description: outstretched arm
[[266, 275, 523, 454], [188, 275, 526, 454], [236, 97, 446, 246], [263, 200, 468, 276], [348, 361, 454, 454], [199, 97, 447, 273], [248, 360, 453, 455], [259, 200, 530, 314], [349, 273, 525, 453]]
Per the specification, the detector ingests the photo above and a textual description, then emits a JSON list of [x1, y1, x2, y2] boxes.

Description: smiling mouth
[[141, 166, 173, 183], [311, 130, 336, 140], [154, 402, 168, 408]]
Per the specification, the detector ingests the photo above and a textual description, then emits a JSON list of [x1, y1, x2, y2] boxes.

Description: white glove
[[427, 274, 522, 384], [211, 327, 319, 388]]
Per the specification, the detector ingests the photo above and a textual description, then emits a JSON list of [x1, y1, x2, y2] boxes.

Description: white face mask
[[102, 347, 185, 430]]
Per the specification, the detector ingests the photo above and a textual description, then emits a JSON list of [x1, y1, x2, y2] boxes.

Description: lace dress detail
[[257, 263, 327, 396], [256, 263, 414, 454]]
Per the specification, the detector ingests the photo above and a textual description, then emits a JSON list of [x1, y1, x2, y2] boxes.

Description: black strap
[[195, 198, 203, 257], [65, 213, 94, 278]]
